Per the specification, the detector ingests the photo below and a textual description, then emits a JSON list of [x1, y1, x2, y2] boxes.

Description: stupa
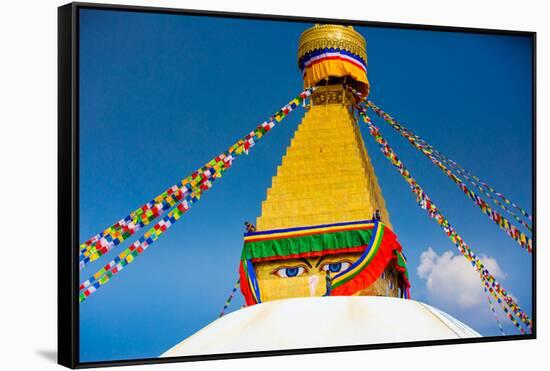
[[162, 24, 480, 358], [238, 24, 410, 305]]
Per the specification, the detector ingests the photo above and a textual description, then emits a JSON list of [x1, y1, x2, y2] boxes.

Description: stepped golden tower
[[239, 25, 410, 305], [256, 89, 391, 230]]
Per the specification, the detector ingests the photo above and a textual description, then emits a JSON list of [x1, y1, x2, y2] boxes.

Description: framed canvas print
[[58, 2, 536, 368]]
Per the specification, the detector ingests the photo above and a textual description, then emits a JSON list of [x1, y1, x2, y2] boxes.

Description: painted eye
[[272, 266, 308, 278], [322, 261, 351, 273]]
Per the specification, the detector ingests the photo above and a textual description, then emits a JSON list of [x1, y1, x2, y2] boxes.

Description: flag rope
[[485, 273, 528, 334], [354, 105, 532, 332], [78, 88, 315, 271], [346, 87, 532, 253], [367, 100, 532, 235], [483, 279, 528, 335], [347, 88, 532, 225], [351, 90, 533, 224], [484, 286, 506, 335], [219, 278, 241, 318], [480, 269, 528, 334], [79, 88, 315, 301]]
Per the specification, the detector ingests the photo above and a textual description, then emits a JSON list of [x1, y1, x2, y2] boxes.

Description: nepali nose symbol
[[308, 275, 319, 296]]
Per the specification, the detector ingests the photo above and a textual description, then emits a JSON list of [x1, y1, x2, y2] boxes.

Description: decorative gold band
[[298, 24, 367, 64]]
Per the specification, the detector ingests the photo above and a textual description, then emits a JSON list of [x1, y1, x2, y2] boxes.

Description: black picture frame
[[58, 2, 537, 368]]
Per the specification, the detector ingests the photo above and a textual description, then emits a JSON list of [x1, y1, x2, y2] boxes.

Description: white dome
[[161, 296, 480, 357]]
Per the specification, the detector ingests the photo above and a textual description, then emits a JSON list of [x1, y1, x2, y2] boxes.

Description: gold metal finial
[[297, 24, 367, 66]]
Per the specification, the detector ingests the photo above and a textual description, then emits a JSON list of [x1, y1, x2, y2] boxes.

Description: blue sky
[[79, 8, 533, 362]]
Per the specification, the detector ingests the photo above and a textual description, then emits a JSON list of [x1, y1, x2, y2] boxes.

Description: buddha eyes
[[271, 259, 353, 278], [321, 261, 351, 273], [272, 266, 308, 278]]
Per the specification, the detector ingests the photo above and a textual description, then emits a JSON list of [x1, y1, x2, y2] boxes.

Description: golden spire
[[255, 24, 389, 231]]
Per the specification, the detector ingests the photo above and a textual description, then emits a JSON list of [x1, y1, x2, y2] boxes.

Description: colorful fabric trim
[[242, 221, 375, 261], [239, 221, 411, 306], [249, 246, 366, 263], [396, 250, 409, 280], [394, 250, 411, 296], [244, 219, 373, 238], [299, 47, 369, 95], [238, 261, 256, 306], [353, 103, 532, 333], [299, 48, 367, 74], [242, 259, 262, 305], [332, 221, 383, 287], [331, 223, 409, 297]]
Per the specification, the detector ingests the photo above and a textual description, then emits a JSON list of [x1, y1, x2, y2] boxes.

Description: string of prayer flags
[[484, 286, 506, 336], [79, 191, 200, 301], [360, 106, 531, 330], [444, 154, 532, 222], [346, 85, 532, 228], [79, 88, 315, 301], [427, 156, 532, 232], [481, 266, 526, 335], [367, 107, 532, 232], [219, 278, 241, 318], [355, 105, 532, 332], [79, 162, 226, 267], [447, 168, 532, 232], [345, 86, 532, 253], [366, 100, 533, 245], [79, 88, 315, 270], [483, 281, 528, 335]]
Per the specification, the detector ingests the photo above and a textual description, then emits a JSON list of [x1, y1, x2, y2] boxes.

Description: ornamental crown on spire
[[297, 24, 370, 95]]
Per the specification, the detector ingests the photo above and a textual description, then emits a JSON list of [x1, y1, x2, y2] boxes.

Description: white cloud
[[417, 247, 507, 309]]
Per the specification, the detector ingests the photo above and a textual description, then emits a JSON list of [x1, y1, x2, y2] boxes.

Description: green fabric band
[[396, 252, 409, 279], [241, 229, 374, 261]]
